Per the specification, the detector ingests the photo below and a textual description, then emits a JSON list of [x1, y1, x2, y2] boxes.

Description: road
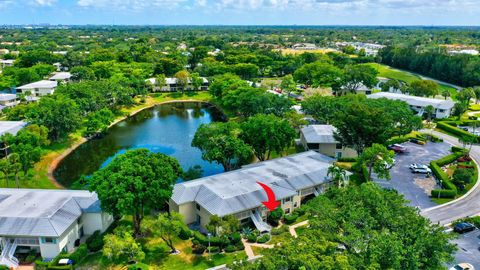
[[420, 130, 480, 225]]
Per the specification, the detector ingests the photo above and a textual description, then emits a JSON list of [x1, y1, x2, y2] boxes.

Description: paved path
[[289, 220, 309, 238], [420, 130, 480, 225], [241, 239, 255, 259]]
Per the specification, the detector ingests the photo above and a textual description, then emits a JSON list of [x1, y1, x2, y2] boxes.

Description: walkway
[[241, 239, 274, 260], [420, 130, 480, 225], [289, 220, 309, 238]]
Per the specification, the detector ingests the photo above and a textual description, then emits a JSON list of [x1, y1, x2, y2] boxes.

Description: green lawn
[[365, 63, 458, 99]]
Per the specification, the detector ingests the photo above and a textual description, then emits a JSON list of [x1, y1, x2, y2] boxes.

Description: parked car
[[453, 222, 476, 234], [410, 138, 426, 145], [409, 164, 432, 174], [383, 159, 396, 169], [409, 163, 429, 170], [388, 144, 407, 153], [450, 263, 475, 270]]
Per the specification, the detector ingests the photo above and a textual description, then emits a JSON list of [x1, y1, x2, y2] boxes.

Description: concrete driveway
[[374, 141, 452, 209], [451, 230, 480, 269]]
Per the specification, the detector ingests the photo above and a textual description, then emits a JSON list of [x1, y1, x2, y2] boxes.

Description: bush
[[25, 254, 37, 264], [437, 122, 477, 141], [207, 246, 220, 253], [431, 189, 457, 198], [459, 216, 480, 228], [267, 208, 284, 226], [0, 265, 9, 270], [69, 244, 88, 264], [283, 214, 298, 225], [451, 146, 467, 154], [178, 227, 193, 240], [224, 245, 236, 253], [337, 157, 357, 162], [192, 231, 208, 246], [235, 241, 244, 251], [86, 230, 104, 252], [127, 263, 149, 270], [256, 234, 270, 244], [192, 244, 206, 255], [247, 233, 257, 243], [229, 232, 241, 245], [293, 207, 306, 216]]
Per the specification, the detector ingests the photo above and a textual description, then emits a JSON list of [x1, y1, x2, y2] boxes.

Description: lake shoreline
[[47, 98, 215, 189]]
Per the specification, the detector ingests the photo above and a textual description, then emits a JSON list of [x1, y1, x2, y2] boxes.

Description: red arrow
[[257, 181, 280, 211]]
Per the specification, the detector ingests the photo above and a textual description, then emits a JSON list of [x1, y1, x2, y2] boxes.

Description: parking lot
[[374, 141, 452, 209], [451, 230, 480, 269]]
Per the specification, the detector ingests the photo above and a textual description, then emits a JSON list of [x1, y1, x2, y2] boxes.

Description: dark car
[[454, 222, 476, 234], [388, 144, 407, 153]]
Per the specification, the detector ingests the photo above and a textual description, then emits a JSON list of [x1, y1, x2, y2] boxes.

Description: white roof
[[0, 94, 16, 102], [301, 125, 338, 144], [0, 189, 102, 237], [0, 121, 27, 136], [172, 151, 339, 217], [49, 72, 72, 81], [17, 80, 57, 90], [368, 92, 455, 110], [0, 59, 14, 64], [146, 77, 208, 85]]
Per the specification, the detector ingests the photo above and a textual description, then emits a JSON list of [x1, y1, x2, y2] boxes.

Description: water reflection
[[53, 102, 225, 187]]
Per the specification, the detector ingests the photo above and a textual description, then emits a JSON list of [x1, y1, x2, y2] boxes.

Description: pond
[[53, 102, 225, 187]]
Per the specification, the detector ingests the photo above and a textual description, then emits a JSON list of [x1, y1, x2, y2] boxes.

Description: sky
[[0, 0, 479, 26]]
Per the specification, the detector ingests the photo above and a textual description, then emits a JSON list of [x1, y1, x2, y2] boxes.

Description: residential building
[[368, 92, 455, 119], [16, 80, 57, 96], [300, 125, 357, 159], [0, 94, 19, 110], [49, 72, 72, 83], [0, 189, 113, 268], [292, 43, 317, 50], [0, 59, 14, 69], [0, 121, 27, 136], [170, 151, 348, 233], [146, 77, 209, 92]]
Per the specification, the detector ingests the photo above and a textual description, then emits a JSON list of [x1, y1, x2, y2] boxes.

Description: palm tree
[[424, 105, 435, 122], [460, 136, 476, 153], [327, 165, 348, 188], [8, 153, 21, 188], [0, 159, 11, 187], [441, 90, 451, 100]]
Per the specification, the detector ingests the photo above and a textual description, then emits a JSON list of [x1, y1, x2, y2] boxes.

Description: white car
[[409, 164, 432, 174], [450, 263, 475, 270]]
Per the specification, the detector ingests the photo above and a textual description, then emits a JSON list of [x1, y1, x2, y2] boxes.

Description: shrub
[[451, 146, 467, 154], [69, 244, 88, 264], [235, 241, 244, 251], [224, 245, 236, 253], [437, 122, 477, 141], [256, 234, 270, 244], [178, 227, 193, 240], [207, 246, 220, 253], [283, 214, 298, 225], [294, 207, 306, 216], [86, 230, 104, 252], [0, 265, 9, 270], [267, 208, 284, 226], [247, 233, 257, 243], [452, 168, 474, 190], [337, 157, 357, 162], [192, 244, 206, 255], [127, 263, 149, 270], [431, 189, 457, 198], [229, 232, 241, 245], [25, 254, 37, 264], [192, 231, 208, 246], [459, 216, 480, 228]]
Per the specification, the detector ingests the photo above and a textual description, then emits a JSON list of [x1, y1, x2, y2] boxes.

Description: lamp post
[[207, 232, 212, 261]]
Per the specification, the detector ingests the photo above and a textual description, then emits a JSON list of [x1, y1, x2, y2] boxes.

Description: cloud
[[77, 0, 188, 10], [32, 0, 57, 6]]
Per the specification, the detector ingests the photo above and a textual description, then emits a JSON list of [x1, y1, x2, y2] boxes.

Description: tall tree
[[337, 64, 378, 94], [174, 70, 190, 94], [143, 212, 188, 254], [359, 144, 395, 180], [192, 122, 252, 171], [280, 74, 296, 96], [240, 114, 296, 161], [409, 80, 439, 97], [327, 165, 348, 188], [103, 230, 145, 263], [89, 149, 183, 236]]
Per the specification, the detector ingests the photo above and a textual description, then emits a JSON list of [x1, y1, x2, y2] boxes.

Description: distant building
[[49, 72, 72, 83], [0, 49, 10, 55], [0, 59, 14, 69], [300, 125, 357, 159], [0, 189, 113, 267], [368, 92, 455, 119], [17, 80, 57, 96], [292, 43, 317, 50], [0, 121, 27, 137], [146, 77, 209, 92], [170, 151, 348, 233], [0, 94, 19, 110], [448, 49, 479, 56]]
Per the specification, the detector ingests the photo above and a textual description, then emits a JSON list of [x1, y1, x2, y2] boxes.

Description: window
[[44, 237, 56, 244], [336, 143, 343, 150], [294, 202, 298, 208], [196, 203, 201, 211], [285, 208, 291, 214], [438, 109, 445, 113], [283, 197, 291, 203]]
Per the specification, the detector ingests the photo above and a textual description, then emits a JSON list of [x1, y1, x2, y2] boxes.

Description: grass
[[10, 91, 213, 190], [77, 236, 246, 270], [365, 63, 458, 99]]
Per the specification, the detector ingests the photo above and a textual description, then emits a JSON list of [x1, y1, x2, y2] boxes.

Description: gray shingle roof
[[0, 189, 102, 237], [301, 125, 338, 144], [368, 92, 455, 110], [172, 151, 337, 217]]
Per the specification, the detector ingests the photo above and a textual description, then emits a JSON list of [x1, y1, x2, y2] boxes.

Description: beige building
[[170, 151, 347, 233], [146, 77, 209, 92], [300, 125, 357, 159]]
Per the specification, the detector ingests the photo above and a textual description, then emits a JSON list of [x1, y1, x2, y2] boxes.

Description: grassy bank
[[8, 92, 213, 190]]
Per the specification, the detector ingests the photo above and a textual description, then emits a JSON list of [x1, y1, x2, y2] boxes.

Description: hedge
[[224, 245, 236, 253], [429, 150, 468, 198], [337, 157, 358, 162], [256, 234, 270, 244], [86, 230, 104, 252], [68, 244, 88, 264], [437, 122, 478, 141], [283, 214, 298, 225]]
